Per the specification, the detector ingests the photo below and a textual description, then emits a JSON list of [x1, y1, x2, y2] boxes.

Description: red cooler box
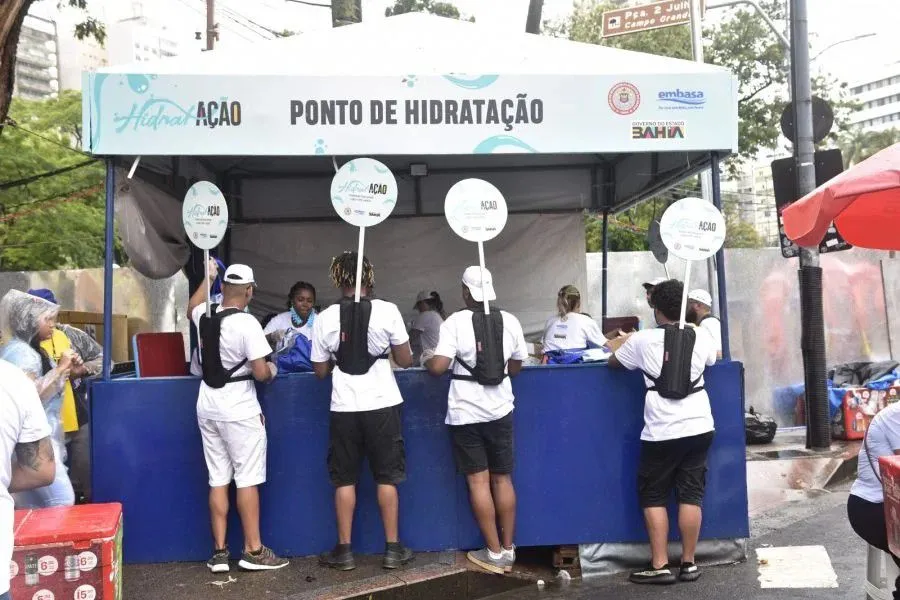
[[880, 456, 900, 556], [10, 503, 122, 600]]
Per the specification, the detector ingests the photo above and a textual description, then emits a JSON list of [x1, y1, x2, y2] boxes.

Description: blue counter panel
[[91, 362, 748, 563]]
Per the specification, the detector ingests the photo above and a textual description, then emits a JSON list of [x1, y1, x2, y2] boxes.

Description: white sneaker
[[501, 544, 516, 572]]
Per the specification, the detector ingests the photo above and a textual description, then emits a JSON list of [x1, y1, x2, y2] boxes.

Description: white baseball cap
[[462, 266, 496, 302], [222, 264, 255, 286], [688, 289, 713, 306], [642, 277, 666, 290]]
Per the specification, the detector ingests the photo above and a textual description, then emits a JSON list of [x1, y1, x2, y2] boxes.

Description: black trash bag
[[830, 361, 899, 387], [745, 407, 777, 445]]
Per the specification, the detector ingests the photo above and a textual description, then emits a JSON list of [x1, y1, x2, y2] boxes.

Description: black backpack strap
[[451, 356, 478, 381]]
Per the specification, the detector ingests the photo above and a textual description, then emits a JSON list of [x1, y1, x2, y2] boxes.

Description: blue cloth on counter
[[276, 332, 313, 373]]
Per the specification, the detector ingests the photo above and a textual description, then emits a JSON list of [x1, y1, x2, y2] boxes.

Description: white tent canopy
[[85, 14, 738, 334]]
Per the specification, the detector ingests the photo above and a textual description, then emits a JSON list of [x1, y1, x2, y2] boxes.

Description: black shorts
[[449, 412, 514, 475], [638, 431, 714, 508], [328, 405, 406, 487]]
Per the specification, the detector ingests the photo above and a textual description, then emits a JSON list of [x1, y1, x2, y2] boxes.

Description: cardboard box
[[831, 385, 900, 440], [10, 503, 123, 600], [880, 456, 900, 557], [57, 311, 129, 363]]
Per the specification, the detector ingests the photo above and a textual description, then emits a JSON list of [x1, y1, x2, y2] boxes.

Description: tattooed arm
[[9, 437, 56, 492]]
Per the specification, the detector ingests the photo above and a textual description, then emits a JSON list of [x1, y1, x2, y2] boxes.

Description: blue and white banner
[[82, 72, 737, 156]]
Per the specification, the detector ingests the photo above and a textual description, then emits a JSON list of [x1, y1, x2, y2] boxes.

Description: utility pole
[[206, 0, 216, 51], [789, 0, 829, 450], [525, 0, 544, 34], [689, 0, 719, 313]]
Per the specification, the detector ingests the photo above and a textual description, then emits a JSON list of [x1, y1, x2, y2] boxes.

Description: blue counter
[[91, 362, 748, 563]]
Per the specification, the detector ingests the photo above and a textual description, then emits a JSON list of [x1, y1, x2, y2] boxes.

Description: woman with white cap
[[410, 291, 445, 366], [541, 285, 606, 363]]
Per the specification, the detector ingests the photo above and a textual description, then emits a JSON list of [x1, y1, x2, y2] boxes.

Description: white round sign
[[659, 197, 727, 261], [182, 181, 229, 250], [330, 158, 398, 227], [444, 179, 508, 243]]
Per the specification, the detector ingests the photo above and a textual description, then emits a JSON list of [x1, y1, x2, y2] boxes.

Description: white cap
[[462, 266, 496, 302], [222, 264, 255, 286], [688, 289, 713, 306], [415, 290, 431, 304], [642, 277, 666, 289]]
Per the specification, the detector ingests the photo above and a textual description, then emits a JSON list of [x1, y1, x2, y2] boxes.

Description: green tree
[[838, 127, 900, 167], [385, 0, 473, 21], [0, 0, 105, 131], [0, 91, 125, 271]]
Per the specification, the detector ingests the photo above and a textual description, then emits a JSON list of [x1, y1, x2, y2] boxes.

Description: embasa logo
[[658, 89, 706, 110], [114, 99, 242, 133]]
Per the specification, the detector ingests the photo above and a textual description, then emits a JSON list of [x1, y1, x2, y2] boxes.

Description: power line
[[4, 120, 93, 158], [0, 159, 98, 191], [284, 0, 331, 7]]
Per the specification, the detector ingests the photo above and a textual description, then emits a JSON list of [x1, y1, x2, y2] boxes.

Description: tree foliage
[[0, 0, 105, 131], [385, 0, 473, 21], [838, 127, 900, 167], [0, 91, 125, 271]]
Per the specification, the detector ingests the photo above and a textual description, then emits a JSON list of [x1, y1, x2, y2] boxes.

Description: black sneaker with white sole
[[238, 545, 289, 571], [679, 562, 701, 582], [207, 548, 230, 573], [630, 564, 677, 585]]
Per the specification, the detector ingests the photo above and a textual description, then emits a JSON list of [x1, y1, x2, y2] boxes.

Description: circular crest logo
[[608, 82, 640, 115], [344, 207, 351, 216]]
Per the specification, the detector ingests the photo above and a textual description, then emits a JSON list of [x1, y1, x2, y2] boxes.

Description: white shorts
[[198, 415, 267, 488]]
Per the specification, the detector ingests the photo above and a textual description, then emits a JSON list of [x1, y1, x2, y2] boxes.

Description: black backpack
[[335, 297, 389, 375], [641, 324, 703, 400], [199, 304, 255, 389], [452, 308, 507, 386]]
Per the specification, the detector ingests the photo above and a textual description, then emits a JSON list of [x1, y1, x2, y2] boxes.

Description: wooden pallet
[[552, 545, 580, 569]]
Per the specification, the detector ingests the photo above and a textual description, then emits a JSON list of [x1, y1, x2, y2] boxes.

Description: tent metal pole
[[102, 160, 115, 380], [710, 152, 731, 360], [601, 209, 609, 320]]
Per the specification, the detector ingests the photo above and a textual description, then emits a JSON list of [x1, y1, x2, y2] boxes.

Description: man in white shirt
[[187, 264, 287, 573], [1, 360, 57, 600], [607, 279, 717, 585], [642, 277, 666, 308], [686, 289, 723, 359], [425, 266, 528, 575], [312, 252, 415, 571]]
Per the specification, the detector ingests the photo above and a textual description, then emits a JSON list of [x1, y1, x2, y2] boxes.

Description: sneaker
[[383, 542, 414, 569], [238, 545, 289, 571], [318, 544, 355, 571], [629, 564, 677, 585], [467, 548, 513, 575], [207, 548, 230, 573], [679, 561, 701, 582], [501, 545, 516, 573]]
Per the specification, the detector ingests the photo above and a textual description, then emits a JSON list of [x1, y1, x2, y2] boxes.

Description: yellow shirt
[[41, 328, 79, 433]]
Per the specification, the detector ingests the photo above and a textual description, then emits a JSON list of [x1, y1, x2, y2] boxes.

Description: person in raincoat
[[0, 289, 78, 508]]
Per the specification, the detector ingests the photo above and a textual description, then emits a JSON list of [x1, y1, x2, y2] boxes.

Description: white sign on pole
[[658, 196, 726, 328], [444, 179, 508, 313], [331, 157, 398, 228], [330, 158, 398, 302], [182, 181, 229, 317]]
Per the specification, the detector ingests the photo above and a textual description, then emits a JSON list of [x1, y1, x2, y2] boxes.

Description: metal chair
[[866, 546, 900, 600]]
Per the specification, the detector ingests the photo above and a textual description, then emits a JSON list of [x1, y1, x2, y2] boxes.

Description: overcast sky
[[32, 0, 900, 85]]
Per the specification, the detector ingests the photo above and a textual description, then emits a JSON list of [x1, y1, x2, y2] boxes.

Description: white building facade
[[850, 62, 900, 132], [14, 14, 59, 100]]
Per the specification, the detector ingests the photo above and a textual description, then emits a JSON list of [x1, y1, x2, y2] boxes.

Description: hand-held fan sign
[[658, 197, 727, 328], [330, 158, 398, 301], [444, 179, 508, 313], [182, 181, 229, 317]]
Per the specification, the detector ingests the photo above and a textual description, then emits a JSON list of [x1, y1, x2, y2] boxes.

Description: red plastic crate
[[10, 503, 122, 600], [881, 456, 900, 557], [833, 385, 900, 440]]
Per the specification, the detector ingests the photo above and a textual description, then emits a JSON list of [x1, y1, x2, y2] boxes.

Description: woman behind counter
[[0, 289, 77, 508], [541, 285, 606, 363], [264, 281, 317, 341], [410, 291, 446, 366]]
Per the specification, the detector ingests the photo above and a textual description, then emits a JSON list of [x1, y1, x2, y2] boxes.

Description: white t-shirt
[[699, 316, 723, 356], [542, 313, 606, 352], [851, 402, 900, 503], [433, 310, 529, 426], [0, 360, 52, 596], [191, 303, 272, 422], [411, 310, 443, 356], [614, 325, 717, 441], [311, 299, 409, 413], [263, 311, 314, 339]]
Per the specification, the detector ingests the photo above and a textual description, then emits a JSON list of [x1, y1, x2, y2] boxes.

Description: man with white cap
[[187, 264, 287, 573], [425, 266, 528, 574], [686, 289, 722, 359]]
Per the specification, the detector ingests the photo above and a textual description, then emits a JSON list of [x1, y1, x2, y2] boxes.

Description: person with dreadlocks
[[0, 289, 77, 508], [311, 251, 415, 571]]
